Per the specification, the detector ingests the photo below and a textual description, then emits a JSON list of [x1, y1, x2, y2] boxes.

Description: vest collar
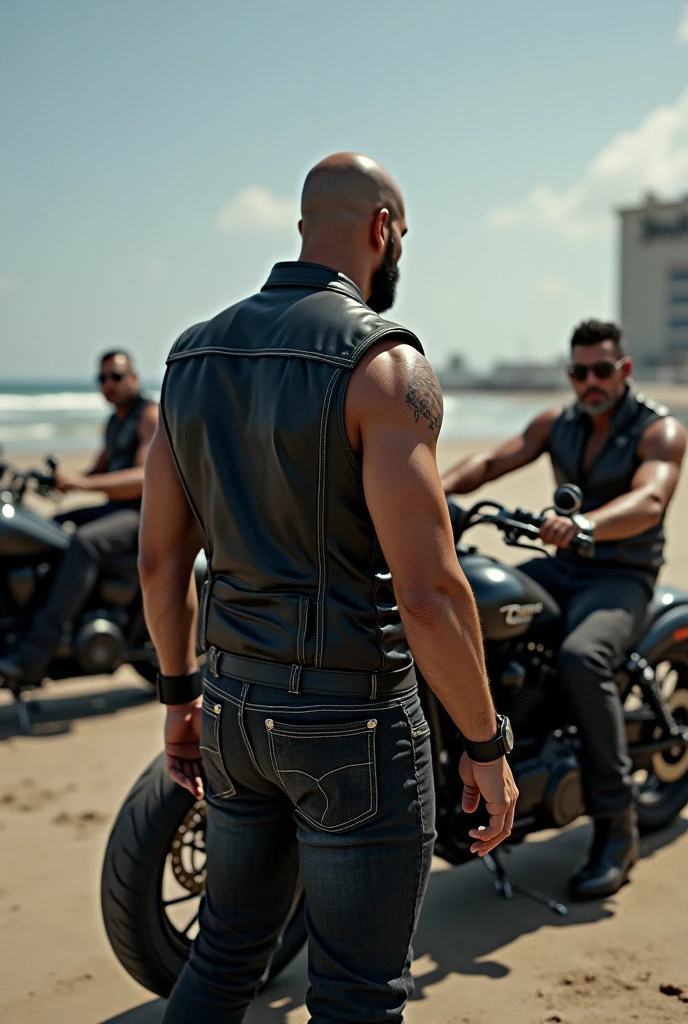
[[262, 261, 366, 304]]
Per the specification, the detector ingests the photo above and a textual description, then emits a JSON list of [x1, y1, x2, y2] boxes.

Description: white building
[[619, 194, 688, 366]]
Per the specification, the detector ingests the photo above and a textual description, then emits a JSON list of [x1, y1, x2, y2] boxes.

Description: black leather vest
[[548, 387, 669, 572], [162, 261, 423, 672], [105, 394, 150, 473]]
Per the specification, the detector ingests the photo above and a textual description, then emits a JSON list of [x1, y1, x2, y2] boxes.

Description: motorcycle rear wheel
[[631, 651, 688, 832], [101, 753, 307, 998]]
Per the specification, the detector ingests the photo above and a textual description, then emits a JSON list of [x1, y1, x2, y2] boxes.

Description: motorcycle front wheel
[[101, 753, 307, 998], [629, 649, 688, 832]]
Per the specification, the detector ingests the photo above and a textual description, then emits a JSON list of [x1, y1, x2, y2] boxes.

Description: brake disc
[[169, 803, 207, 894]]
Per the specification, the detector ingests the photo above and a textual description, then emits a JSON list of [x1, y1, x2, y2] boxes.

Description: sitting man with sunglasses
[[0, 350, 158, 685], [442, 319, 686, 898]]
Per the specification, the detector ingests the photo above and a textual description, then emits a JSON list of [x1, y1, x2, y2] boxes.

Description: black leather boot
[[569, 807, 639, 900]]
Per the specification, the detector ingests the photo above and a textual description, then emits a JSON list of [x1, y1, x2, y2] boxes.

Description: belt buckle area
[[370, 672, 377, 699], [209, 647, 221, 678]]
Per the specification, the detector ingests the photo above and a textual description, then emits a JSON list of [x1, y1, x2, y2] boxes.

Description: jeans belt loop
[[370, 672, 378, 700], [209, 647, 220, 678], [288, 664, 302, 695]]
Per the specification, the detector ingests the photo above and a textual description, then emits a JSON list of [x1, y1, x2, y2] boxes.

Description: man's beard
[[577, 389, 621, 416], [368, 232, 399, 313]]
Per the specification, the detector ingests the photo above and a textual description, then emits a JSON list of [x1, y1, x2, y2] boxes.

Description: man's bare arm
[[138, 424, 202, 675], [56, 404, 159, 500], [346, 342, 518, 855], [138, 424, 205, 798], [591, 417, 686, 540], [441, 408, 558, 495]]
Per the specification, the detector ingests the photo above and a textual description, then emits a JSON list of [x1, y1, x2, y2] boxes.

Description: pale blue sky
[[2, 1, 688, 380]]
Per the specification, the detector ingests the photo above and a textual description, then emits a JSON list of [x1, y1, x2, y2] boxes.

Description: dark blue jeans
[[162, 674, 436, 1024]]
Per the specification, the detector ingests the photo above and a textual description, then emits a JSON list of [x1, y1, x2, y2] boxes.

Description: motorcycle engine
[[74, 614, 126, 674]]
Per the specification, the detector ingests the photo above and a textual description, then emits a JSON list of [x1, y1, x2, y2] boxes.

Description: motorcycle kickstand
[[11, 690, 34, 735], [482, 849, 568, 916]]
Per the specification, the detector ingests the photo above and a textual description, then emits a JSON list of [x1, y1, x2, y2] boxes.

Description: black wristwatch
[[464, 714, 514, 762], [156, 670, 203, 705]]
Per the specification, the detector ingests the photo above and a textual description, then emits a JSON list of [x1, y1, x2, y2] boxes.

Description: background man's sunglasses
[[567, 358, 625, 382], [97, 371, 128, 385]]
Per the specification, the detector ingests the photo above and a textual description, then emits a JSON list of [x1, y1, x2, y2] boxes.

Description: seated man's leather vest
[[162, 261, 422, 672], [547, 387, 669, 573]]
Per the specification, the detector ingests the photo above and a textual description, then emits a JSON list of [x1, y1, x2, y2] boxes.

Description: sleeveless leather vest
[[105, 393, 150, 472], [162, 261, 423, 672], [548, 387, 669, 572]]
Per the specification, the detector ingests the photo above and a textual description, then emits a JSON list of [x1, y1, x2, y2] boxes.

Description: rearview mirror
[[553, 483, 583, 516]]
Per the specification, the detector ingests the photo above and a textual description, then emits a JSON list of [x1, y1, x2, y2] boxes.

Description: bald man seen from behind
[[139, 152, 517, 1022]]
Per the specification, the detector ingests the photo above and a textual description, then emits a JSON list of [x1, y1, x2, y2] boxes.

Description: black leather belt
[[207, 647, 416, 698]]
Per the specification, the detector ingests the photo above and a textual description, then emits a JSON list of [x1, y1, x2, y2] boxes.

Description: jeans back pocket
[[200, 696, 237, 799], [266, 717, 378, 833]]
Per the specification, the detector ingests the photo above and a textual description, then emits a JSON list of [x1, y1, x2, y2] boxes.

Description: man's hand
[[53, 469, 91, 493], [539, 514, 578, 549], [460, 752, 518, 855], [165, 698, 205, 800]]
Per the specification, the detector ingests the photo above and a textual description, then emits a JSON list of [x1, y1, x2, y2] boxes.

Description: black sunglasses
[[97, 371, 128, 385], [567, 358, 625, 382]]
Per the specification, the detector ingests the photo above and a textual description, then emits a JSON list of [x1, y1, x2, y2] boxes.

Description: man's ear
[[298, 218, 303, 237], [622, 357, 633, 381], [370, 207, 390, 253]]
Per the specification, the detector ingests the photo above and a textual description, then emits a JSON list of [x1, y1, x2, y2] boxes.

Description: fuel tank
[[0, 501, 70, 557], [458, 551, 561, 640]]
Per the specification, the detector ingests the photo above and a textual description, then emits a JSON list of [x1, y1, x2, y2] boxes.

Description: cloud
[[487, 86, 688, 240], [215, 186, 296, 233], [0, 274, 17, 292], [678, 5, 688, 43]]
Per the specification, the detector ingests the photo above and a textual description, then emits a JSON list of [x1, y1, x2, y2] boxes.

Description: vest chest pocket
[[266, 718, 378, 833], [200, 697, 237, 799]]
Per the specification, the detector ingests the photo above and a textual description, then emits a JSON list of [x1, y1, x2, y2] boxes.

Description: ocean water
[[0, 381, 554, 456]]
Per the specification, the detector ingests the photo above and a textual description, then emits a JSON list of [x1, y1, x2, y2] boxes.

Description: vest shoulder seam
[[166, 346, 352, 368]]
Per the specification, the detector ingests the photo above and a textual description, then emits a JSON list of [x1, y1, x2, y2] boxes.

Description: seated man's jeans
[[23, 502, 140, 664], [519, 556, 653, 817], [163, 674, 436, 1024]]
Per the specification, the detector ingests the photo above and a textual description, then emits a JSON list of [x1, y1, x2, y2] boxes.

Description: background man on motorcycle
[[442, 319, 686, 898], [0, 349, 158, 685]]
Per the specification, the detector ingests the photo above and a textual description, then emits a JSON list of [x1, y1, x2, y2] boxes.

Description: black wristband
[[156, 670, 203, 705]]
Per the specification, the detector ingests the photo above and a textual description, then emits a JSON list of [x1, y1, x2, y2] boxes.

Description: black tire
[[630, 651, 688, 833], [130, 660, 157, 685], [101, 753, 307, 998]]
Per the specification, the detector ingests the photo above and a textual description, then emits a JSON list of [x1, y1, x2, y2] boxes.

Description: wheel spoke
[[183, 910, 200, 936], [164, 892, 200, 908]]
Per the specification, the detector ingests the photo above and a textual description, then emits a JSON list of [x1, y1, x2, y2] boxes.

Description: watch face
[[504, 717, 514, 753]]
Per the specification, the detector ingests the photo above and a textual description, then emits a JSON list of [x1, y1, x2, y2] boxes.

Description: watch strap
[[156, 669, 203, 705], [464, 714, 511, 763]]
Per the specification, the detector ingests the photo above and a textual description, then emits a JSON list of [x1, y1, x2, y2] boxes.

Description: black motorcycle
[[0, 453, 204, 730], [100, 485, 688, 998]]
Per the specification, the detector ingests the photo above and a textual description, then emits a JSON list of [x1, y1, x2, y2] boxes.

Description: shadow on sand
[[97, 813, 688, 1024]]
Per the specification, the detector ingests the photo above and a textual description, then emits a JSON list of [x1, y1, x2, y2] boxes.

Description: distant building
[[619, 193, 688, 366]]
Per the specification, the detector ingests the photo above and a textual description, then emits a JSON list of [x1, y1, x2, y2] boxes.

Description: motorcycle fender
[[634, 605, 688, 663]]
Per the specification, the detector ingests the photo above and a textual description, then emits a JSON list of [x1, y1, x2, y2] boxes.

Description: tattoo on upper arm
[[405, 362, 443, 434]]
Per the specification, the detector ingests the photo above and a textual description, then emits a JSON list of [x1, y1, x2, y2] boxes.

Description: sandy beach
[[1, 438, 687, 1024]]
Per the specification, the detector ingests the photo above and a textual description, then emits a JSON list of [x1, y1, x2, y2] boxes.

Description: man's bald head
[[301, 153, 404, 230]]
